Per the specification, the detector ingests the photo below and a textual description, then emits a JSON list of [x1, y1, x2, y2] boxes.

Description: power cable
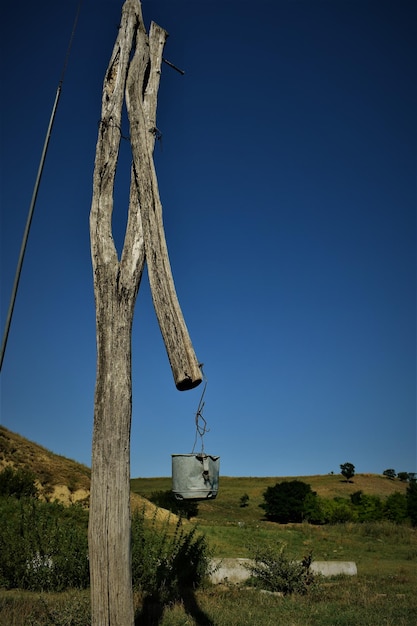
[[0, 0, 83, 372]]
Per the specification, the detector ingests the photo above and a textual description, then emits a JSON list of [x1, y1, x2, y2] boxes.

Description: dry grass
[[304, 473, 408, 498], [0, 426, 176, 524], [0, 426, 91, 495]]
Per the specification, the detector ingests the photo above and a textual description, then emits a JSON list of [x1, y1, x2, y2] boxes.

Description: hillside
[[0, 426, 169, 519], [0, 425, 92, 504], [131, 472, 408, 500], [131, 472, 409, 527], [1, 425, 409, 519]]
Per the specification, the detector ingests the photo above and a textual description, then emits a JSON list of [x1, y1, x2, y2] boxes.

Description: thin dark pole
[[0, 0, 83, 372], [0, 85, 61, 372]]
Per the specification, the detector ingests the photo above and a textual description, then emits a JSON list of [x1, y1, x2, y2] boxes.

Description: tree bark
[[88, 1, 201, 624], [126, 23, 202, 391], [89, 3, 141, 624]]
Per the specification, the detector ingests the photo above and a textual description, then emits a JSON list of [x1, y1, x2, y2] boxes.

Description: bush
[[239, 493, 249, 508], [384, 492, 408, 524], [246, 541, 316, 595], [0, 466, 37, 499], [260, 480, 316, 523], [406, 480, 417, 527], [131, 507, 211, 604], [351, 493, 384, 522], [0, 497, 89, 591], [321, 498, 356, 524]]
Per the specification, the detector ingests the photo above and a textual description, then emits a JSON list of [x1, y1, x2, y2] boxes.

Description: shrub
[[349, 491, 384, 522], [131, 507, 211, 604], [0, 497, 89, 591], [246, 541, 317, 595], [260, 480, 316, 523], [239, 493, 249, 508], [384, 492, 408, 524], [406, 480, 417, 527], [0, 466, 37, 499], [321, 498, 356, 523]]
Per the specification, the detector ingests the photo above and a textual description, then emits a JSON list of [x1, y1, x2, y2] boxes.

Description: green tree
[[340, 462, 355, 482], [303, 492, 325, 524], [383, 469, 396, 480], [260, 481, 316, 523], [384, 492, 408, 523], [406, 480, 417, 527], [397, 472, 410, 482]]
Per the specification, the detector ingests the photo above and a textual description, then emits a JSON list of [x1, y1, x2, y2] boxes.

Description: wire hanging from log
[[191, 366, 209, 453]]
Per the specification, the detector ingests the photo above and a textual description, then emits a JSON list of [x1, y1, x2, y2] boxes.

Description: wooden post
[[89, 1, 201, 623]]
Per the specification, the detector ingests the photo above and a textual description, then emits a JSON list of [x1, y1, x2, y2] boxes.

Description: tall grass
[[1, 519, 416, 625]]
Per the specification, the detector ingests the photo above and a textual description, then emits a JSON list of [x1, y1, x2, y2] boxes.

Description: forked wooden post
[[89, 1, 201, 623]]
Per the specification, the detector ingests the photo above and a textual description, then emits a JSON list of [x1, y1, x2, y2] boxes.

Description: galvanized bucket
[[172, 453, 220, 500]]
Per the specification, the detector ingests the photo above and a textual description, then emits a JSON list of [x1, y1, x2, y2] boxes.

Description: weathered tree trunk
[[89, 1, 201, 623], [126, 22, 202, 391]]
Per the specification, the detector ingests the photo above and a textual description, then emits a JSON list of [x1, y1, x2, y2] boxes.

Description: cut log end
[[176, 375, 203, 392]]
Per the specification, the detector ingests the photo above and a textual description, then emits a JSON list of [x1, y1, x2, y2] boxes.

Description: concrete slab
[[209, 558, 253, 584], [209, 558, 357, 584], [310, 561, 357, 576]]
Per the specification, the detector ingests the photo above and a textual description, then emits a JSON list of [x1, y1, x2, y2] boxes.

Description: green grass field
[[1, 473, 416, 625], [128, 474, 417, 625], [130, 473, 411, 561]]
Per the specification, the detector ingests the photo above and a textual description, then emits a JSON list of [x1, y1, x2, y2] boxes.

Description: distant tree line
[[383, 469, 416, 482], [260, 479, 417, 526]]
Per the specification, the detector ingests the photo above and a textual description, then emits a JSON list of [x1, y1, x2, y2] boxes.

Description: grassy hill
[[2, 424, 408, 505], [0, 426, 166, 518], [0, 425, 91, 503], [1, 424, 409, 522], [131, 472, 415, 570], [131, 473, 408, 525]]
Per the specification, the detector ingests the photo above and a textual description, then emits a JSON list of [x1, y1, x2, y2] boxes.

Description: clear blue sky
[[1, 0, 416, 478]]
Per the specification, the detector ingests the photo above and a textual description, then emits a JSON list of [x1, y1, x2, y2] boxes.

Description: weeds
[[358, 520, 413, 541], [0, 497, 89, 591], [245, 541, 317, 595], [27, 592, 91, 626], [131, 507, 212, 604]]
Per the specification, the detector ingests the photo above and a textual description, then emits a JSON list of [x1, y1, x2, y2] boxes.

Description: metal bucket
[[172, 453, 220, 500]]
